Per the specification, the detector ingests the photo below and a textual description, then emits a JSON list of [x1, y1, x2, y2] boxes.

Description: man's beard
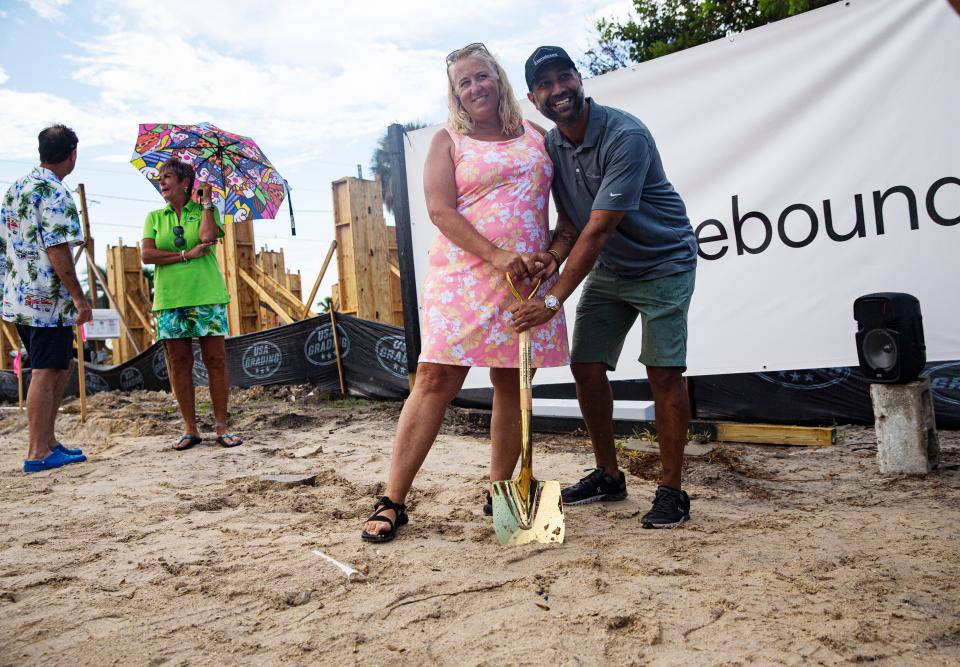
[[540, 87, 586, 125]]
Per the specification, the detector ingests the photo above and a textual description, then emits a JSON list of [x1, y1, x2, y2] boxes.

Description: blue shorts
[[16, 324, 74, 370]]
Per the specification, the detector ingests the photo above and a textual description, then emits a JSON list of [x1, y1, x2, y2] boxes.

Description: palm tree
[[32, 181, 55, 199], [370, 121, 428, 213], [317, 296, 333, 314]]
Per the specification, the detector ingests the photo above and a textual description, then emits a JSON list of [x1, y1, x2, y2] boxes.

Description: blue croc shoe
[[23, 449, 85, 474], [55, 442, 84, 457]]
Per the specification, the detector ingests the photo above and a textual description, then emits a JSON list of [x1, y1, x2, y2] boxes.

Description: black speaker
[[853, 293, 925, 383]]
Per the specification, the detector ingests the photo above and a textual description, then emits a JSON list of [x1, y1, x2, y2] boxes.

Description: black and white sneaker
[[561, 468, 628, 506], [640, 485, 690, 529]]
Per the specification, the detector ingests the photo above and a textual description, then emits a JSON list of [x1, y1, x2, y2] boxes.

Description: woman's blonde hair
[[446, 45, 524, 137]]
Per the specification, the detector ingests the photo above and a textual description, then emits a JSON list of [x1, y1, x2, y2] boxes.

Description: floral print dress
[[418, 121, 569, 368]]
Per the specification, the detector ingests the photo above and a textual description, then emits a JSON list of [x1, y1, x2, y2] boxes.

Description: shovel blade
[[491, 478, 565, 545]]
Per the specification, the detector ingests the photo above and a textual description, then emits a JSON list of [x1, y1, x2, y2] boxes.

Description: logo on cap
[[533, 53, 560, 66]]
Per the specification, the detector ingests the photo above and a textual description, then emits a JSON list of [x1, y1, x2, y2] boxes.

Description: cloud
[[0, 66, 8, 86], [56, 0, 615, 165], [19, 0, 71, 20], [0, 89, 139, 159]]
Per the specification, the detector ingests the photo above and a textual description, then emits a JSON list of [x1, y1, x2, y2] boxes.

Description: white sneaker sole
[[641, 514, 690, 529]]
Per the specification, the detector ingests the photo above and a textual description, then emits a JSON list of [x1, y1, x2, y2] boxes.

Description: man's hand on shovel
[[509, 298, 555, 333]]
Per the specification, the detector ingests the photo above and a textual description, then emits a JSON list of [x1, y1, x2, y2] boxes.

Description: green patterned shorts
[[156, 303, 228, 340]]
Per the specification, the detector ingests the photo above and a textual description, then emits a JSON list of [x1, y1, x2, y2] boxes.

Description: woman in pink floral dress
[[362, 43, 570, 542]]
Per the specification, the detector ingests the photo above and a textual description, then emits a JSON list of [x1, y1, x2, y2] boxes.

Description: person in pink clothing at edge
[[361, 43, 570, 542]]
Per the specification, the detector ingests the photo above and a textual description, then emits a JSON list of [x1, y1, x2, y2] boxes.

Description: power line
[[88, 220, 333, 243], [78, 190, 159, 204], [0, 158, 136, 176]]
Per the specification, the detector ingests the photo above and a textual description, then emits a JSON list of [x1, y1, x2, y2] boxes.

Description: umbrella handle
[[285, 180, 296, 236]]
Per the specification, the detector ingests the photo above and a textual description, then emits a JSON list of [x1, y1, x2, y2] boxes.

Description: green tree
[[317, 296, 333, 314], [583, 0, 840, 74], [370, 121, 428, 213], [141, 266, 155, 300]]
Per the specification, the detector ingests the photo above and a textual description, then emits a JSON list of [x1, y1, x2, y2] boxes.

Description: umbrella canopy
[[130, 122, 285, 224]]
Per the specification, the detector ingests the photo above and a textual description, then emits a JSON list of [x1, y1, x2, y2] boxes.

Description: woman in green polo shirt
[[141, 157, 243, 450]]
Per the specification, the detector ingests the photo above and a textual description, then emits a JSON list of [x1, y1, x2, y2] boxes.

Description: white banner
[[403, 0, 960, 389]]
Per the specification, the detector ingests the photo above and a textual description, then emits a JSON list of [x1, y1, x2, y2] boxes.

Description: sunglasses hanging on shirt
[[173, 225, 186, 248]]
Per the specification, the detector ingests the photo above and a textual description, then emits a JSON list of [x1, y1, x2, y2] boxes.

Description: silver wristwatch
[[544, 294, 561, 311]]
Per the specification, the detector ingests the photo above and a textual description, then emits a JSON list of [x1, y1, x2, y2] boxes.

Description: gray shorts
[[571, 268, 695, 370]]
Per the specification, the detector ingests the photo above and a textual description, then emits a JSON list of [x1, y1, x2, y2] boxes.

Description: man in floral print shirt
[[0, 125, 92, 473]]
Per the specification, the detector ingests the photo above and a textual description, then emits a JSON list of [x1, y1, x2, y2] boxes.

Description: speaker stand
[[869, 378, 940, 475]]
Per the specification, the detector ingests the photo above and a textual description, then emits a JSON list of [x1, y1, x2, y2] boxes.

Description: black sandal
[[360, 496, 409, 543], [173, 434, 202, 451]]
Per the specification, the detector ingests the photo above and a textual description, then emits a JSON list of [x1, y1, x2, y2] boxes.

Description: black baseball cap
[[525, 46, 577, 90]]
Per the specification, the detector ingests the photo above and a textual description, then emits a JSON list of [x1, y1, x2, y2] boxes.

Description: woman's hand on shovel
[[491, 249, 538, 285]]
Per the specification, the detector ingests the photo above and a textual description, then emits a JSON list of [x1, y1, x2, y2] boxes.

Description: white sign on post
[[83, 309, 121, 340]]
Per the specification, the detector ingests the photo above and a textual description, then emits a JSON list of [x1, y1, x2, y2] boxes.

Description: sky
[[0, 0, 626, 308]]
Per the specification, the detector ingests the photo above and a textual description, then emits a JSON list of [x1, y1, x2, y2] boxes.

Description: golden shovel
[[491, 273, 565, 545]]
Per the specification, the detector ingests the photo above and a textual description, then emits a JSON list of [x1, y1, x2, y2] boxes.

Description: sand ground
[[0, 385, 958, 666]]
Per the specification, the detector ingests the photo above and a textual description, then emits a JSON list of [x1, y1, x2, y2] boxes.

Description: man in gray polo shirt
[[510, 46, 697, 528]]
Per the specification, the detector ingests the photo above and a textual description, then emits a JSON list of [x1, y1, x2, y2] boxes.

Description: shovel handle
[[505, 273, 541, 303]]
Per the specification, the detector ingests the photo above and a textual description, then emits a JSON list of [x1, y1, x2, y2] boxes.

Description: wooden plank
[[0, 321, 18, 370], [255, 249, 292, 329], [234, 221, 260, 333], [106, 244, 153, 361], [329, 309, 346, 395], [76, 184, 98, 308], [285, 270, 301, 301], [122, 245, 153, 351], [85, 247, 140, 355], [387, 226, 403, 326], [218, 223, 241, 335], [252, 263, 306, 314], [332, 177, 393, 323], [125, 293, 154, 334], [302, 240, 336, 320], [75, 326, 86, 423], [715, 422, 836, 447], [238, 267, 295, 325], [217, 221, 260, 334], [332, 180, 356, 315]]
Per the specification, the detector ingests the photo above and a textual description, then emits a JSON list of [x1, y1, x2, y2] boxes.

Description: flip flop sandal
[[216, 433, 243, 448], [360, 496, 409, 543], [173, 434, 202, 451]]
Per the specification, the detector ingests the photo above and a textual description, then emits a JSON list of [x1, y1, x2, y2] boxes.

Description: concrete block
[[870, 379, 939, 475]]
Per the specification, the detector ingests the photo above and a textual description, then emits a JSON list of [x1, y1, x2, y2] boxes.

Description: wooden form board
[[332, 177, 398, 325], [715, 422, 836, 447], [0, 321, 19, 370], [216, 220, 260, 335], [286, 271, 301, 300], [106, 244, 154, 363], [257, 249, 285, 329], [255, 249, 307, 328], [386, 226, 403, 326]]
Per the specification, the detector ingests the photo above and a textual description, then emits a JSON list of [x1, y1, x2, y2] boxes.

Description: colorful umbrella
[[130, 122, 288, 226]]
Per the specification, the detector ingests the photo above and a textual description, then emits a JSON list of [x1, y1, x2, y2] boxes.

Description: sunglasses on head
[[446, 42, 488, 65], [173, 225, 186, 248]]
